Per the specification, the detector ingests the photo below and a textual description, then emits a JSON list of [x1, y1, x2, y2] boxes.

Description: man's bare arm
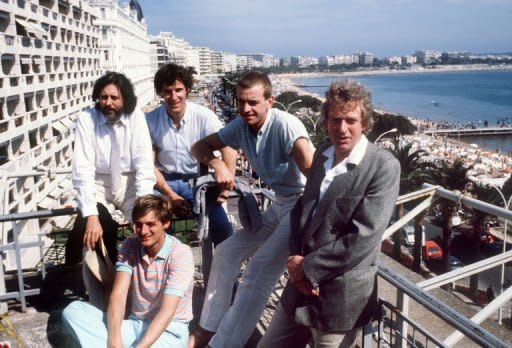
[[192, 133, 234, 190], [291, 137, 314, 178], [220, 146, 237, 176], [107, 271, 131, 348], [135, 294, 181, 348]]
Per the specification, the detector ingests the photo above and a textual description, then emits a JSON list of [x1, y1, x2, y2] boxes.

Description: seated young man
[[62, 194, 194, 348]]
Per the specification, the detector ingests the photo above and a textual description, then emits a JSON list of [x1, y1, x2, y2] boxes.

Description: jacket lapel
[[299, 154, 326, 230], [305, 165, 360, 238]]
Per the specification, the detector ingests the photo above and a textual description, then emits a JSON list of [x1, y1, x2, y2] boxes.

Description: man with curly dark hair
[[67, 72, 155, 309], [146, 63, 236, 247]]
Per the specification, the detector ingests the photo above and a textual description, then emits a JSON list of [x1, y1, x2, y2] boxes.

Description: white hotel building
[[90, 0, 154, 107], [0, 0, 101, 269]]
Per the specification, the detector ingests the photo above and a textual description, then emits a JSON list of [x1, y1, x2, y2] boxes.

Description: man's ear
[[267, 96, 275, 107], [163, 220, 171, 230]]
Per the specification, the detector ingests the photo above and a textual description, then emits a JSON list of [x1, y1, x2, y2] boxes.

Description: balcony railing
[[0, 179, 511, 346]]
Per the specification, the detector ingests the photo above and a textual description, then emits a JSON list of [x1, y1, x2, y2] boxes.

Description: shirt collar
[[166, 101, 189, 128], [139, 234, 172, 260], [253, 108, 274, 136], [97, 107, 128, 127], [323, 135, 368, 168]]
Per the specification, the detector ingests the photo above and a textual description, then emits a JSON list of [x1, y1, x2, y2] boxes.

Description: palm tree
[[386, 140, 431, 261], [427, 158, 471, 272], [387, 140, 430, 195], [502, 175, 512, 199], [467, 183, 501, 296]]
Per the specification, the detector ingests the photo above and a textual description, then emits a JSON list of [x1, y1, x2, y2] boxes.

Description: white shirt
[[145, 102, 223, 175], [318, 135, 368, 202], [72, 107, 155, 217]]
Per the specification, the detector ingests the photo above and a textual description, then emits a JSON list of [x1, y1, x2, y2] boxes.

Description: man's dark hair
[[132, 194, 173, 225], [92, 71, 137, 114], [154, 63, 194, 94], [237, 70, 272, 99]]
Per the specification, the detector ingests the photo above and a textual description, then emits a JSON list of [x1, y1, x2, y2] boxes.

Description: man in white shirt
[[259, 80, 400, 348], [66, 72, 155, 308], [146, 63, 236, 248]]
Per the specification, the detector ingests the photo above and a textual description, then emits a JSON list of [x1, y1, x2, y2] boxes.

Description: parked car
[[448, 256, 464, 271], [481, 240, 512, 257], [400, 225, 415, 246], [423, 240, 442, 260], [480, 231, 495, 245]]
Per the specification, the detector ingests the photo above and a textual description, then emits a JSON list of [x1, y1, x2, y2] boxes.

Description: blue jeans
[[168, 179, 233, 247], [62, 300, 189, 348]]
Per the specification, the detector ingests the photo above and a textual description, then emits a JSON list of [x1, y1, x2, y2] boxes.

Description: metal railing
[[0, 207, 76, 312], [1, 182, 512, 346], [258, 184, 512, 347]]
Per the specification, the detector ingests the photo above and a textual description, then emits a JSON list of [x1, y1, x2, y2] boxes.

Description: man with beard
[[67, 72, 155, 308]]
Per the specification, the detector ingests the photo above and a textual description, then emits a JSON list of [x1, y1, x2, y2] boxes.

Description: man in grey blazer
[[259, 80, 400, 348]]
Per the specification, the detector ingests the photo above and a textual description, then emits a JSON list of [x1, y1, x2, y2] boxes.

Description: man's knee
[[62, 301, 87, 326]]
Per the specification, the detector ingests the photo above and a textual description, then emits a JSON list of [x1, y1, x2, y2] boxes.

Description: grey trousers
[[258, 303, 357, 348]]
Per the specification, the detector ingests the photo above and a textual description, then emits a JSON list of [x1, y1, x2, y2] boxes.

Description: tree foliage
[[427, 158, 471, 191], [386, 140, 430, 195], [275, 91, 323, 113], [426, 158, 471, 272], [502, 175, 512, 200], [368, 112, 416, 141]]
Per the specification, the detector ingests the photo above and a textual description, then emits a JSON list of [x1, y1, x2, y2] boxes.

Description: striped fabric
[[116, 234, 194, 323]]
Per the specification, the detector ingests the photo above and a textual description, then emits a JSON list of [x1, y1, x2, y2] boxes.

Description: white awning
[[60, 117, 74, 129], [37, 196, 54, 209], [15, 18, 48, 39], [32, 56, 44, 64], [20, 56, 31, 64], [52, 121, 67, 135]]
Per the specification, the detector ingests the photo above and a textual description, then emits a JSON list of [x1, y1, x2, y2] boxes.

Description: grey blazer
[[281, 142, 400, 332]]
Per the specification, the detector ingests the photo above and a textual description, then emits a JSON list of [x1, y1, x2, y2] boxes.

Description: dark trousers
[[65, 203, 119, 265]]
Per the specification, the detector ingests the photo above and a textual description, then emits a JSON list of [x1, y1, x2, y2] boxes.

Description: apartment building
[[0, 0, 101, 269], [89, 0, 154, 107]]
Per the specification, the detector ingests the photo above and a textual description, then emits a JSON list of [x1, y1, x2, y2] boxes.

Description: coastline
[[270, 65, 512, 186], [272, 63, 512, 100], [276, 63, 512, 80]]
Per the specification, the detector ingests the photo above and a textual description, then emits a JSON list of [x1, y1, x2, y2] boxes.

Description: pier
[[424, 127, 512, 137]]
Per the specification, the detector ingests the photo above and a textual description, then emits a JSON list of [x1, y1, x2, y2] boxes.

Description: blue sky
[[137, 0, 512, 58]]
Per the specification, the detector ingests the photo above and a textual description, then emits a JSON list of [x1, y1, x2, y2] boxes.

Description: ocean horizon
[[291, 70, 512, 153]]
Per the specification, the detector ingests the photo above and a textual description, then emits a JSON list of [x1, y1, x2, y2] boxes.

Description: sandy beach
[[277, 63, 512, 80]]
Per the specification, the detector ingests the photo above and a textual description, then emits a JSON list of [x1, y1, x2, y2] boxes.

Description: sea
[[291, 70, 512, 153]]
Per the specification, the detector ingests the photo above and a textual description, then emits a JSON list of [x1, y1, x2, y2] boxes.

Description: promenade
[[424, 127, 512, 137]]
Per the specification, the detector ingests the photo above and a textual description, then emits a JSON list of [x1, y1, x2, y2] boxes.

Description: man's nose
[[240, 103, 250, 113], [339, 120, 348, 133], [139, 224, 149, 235]]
